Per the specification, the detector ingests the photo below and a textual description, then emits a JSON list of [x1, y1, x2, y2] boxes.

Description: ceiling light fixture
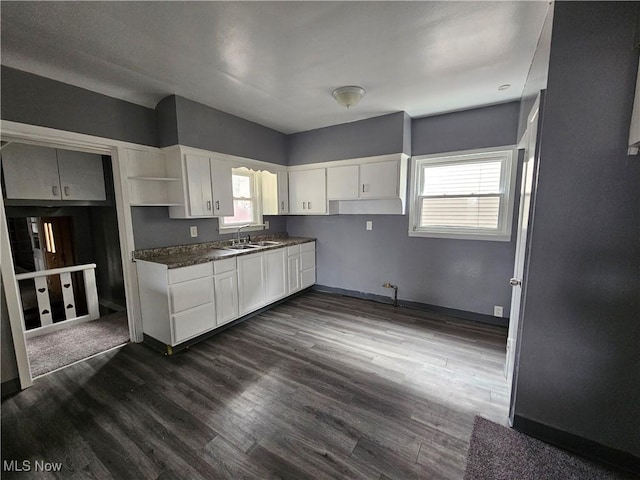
[[332, 86, 366, 109], [498, 84, 511, 91]]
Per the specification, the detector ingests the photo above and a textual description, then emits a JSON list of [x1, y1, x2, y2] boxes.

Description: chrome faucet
[[233, 224, 252, 245]]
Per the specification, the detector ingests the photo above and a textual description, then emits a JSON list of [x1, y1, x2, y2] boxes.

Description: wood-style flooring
[[1, 291, 509, 479]]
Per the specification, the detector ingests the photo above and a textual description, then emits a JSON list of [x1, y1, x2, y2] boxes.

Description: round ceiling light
[[332, 86, 366, 109]]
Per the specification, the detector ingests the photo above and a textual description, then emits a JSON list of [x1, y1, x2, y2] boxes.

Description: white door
[[1, 143, 61, 200], [185, 154, 213, 216], [360, 160, 398, 198], [214, 270, 239, 326], [210, 158, 234, 216], [57, 149, 106, 201], [264, 248, 287, 303], [237, 252, 266, 315], [287, 254, 301, 294], [327, 165, 359, 200], [506, 95, 540, 395]]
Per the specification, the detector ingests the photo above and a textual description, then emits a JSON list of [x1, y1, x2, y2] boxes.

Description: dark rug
[[26, 311, 129, 377], [464, 416, 635, 480]]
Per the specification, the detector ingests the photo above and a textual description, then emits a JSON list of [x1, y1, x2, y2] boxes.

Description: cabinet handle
[[215, 200, 220, 210], [302, 202, 306, 210], [362, 184, 365, 193], [64, 186, 70, 197], [52, 185, 59, 196], [207, 200, 212, 211], [308, 201, 312, 209], [281, 201, 284, 211]]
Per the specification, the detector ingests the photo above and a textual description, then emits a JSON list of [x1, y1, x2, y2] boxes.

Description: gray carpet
[[464, 416, 634, 479], [26, 311, 129, 377]]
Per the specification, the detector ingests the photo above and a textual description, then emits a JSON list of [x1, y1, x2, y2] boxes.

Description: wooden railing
[[15, 263, 99, 339]]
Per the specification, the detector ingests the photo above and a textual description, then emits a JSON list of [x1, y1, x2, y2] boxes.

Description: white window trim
[[218, 168, 265, 233], [408, 146, 517, 241]]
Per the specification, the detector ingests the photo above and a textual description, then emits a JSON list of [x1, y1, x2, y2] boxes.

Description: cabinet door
[[277, 170, 289, 214], [360, 160, 398, 198], [57, 149, 106, 201], [1, 143, 61, 200], [327, 165, 359, 200], [287, 254, 301, 294], [289, 169, 326, 214], [264, 248, 287, 303], [210, 159, 234, 216], [185, 154, 213, 217], [214, 270, 239, 326], [237, 252, 266, 315]]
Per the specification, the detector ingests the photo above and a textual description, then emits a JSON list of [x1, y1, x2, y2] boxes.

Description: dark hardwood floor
[[1, 291, 509, 479]]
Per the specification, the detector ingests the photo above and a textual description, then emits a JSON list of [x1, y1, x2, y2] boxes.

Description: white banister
[[15, 263, 97, 280], [15, 263, 100, 338]]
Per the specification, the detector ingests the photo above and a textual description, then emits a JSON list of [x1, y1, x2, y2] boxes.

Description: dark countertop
[[133, 235, 315, 269]]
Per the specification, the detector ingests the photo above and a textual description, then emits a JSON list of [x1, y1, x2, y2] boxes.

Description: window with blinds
[[220, 168, 261, 229], [409, 148, 516, 241]]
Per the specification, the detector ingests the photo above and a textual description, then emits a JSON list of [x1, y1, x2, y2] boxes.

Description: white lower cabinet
[[214, 258, 238, 326], [287, 245, 301, 294], [237, 252, 266, 316], [300, 242, 317, 289], [137, 242, 316, 349], [264, 247, 287, 303]]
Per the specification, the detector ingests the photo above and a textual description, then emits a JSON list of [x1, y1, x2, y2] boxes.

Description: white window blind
[[409, 148, 516, 241]]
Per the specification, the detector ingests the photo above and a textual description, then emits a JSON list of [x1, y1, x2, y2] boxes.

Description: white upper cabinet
[[262, 170, 289, 215], [185, 154, 214, 217], [165, 145, 234, 219], [210, 157, 234, 216], [1, 143, 105, 201], [288, 168, 327, 214], [360, 160, 399, 198], [327, 165, 359, 200]]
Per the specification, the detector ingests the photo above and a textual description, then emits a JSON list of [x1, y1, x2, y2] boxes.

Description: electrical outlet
[[190, 226, 198, 238], [494, 305, 503, 317], [366, 221, 373, 231], [264, 220, 270, 229]]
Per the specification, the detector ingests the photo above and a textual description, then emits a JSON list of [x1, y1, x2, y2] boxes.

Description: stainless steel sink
[[249, 241, 282, 247], [223, 244, 261, 250]]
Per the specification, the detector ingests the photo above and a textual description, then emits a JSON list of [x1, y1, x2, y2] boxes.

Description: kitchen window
[[219, 168, 263, 231], [408, 147, 517, 241]]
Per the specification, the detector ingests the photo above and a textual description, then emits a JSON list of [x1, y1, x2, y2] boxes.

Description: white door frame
[[1, 120, 151, 389], [506, 93, 542, 420]]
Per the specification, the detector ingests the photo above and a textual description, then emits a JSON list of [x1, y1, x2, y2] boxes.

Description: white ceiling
[[1, 1, 550, 134]]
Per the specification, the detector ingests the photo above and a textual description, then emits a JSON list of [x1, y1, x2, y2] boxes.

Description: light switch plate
[[366, 221, 373, 231], [190, 226, 198, 238], [494, 305, 503, 317], [265, 220, 270, 229]]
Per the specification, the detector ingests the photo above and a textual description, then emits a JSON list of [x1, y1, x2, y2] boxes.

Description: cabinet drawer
[[300, 242, 315, 253], [301, 251, 316, 270], [169, 277, 214, 314], [168, 262, 213, 284], [287, 245, 300, 256], [214, 257, 236, 275], [172, 303, 215, 343]]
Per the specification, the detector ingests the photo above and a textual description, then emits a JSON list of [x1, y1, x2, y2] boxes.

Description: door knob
[[509, 278, 522, 286]]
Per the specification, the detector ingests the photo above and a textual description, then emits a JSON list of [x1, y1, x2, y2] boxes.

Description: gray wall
[[1, 66, 158, 147], [412, 101, 520, 155], [288, 112, 408, 165], [287, 102, 520, 317], [156, 95, 288, 165], [131, 207, 287, 250], [514, 2, 640, 457]]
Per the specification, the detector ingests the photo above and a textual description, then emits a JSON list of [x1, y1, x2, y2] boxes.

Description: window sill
[[409, 229, 511, 242], [218, 224, 266, 234]]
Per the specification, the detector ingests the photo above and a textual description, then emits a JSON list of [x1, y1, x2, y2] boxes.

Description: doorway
[[2, 143, 130, 377]]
